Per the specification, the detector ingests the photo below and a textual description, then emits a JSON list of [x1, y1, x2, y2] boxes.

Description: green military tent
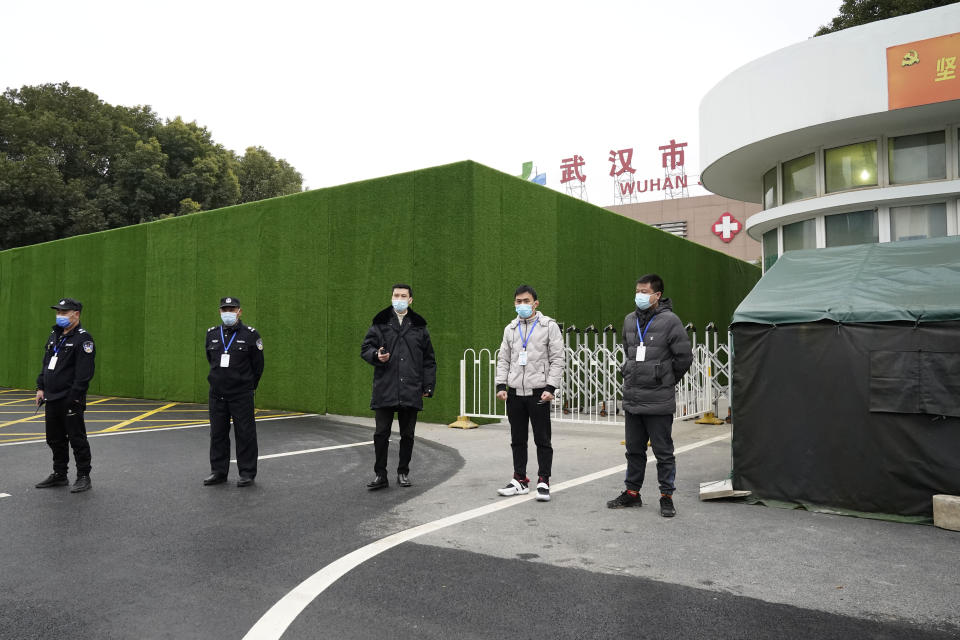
[[730, 236, 960, 518]]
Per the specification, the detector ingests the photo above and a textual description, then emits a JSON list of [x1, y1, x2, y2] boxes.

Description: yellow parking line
[[0, 397, 34, 407], [86, 397, 115, 405], [0, 388, 28, 394], [102, 402, 179, 432], [0, 415, 44, 429], [0, 412, 304, 442]]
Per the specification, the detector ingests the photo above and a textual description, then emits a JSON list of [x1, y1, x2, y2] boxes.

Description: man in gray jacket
[[495, 285, 565, 502], [608, 274, 693, 517]]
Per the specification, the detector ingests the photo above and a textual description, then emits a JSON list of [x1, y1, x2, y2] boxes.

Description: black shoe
[[607, 490, 643, 509], [237, 476, 255, 488], [397, 473, 412, 487], [366, 475, 389, 490], [70, 476, 92, 493], [659, 495, 676, 518], [36, 473, 69, 489], [203, 473, 227, 486]]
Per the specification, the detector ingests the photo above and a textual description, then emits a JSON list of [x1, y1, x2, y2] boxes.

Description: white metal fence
[[458, 323, 731, 425]]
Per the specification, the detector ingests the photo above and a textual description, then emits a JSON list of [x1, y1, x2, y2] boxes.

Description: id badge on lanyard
[[219, 326, 237, 368], [636, 316, 653, 362], [518, 317, 539, 366], [48, 336, 66, 370]]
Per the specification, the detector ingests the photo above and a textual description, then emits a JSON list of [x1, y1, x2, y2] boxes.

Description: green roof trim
[[732, 236, 960, 325]]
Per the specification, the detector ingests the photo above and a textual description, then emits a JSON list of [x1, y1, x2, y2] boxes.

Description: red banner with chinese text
[[887, 32, 960, 110]]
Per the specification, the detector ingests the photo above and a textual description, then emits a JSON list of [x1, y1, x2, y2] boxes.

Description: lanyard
[[519, 317, 540, 350], [53, 334, 69, 355], [220, 326, 238, 353], [635, 315, 654, 344]]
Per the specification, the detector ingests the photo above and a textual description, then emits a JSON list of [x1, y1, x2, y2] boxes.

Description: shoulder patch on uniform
[[247, 326, 255, 331], [207, 326, 217, 332], [256, 338, 263, 351], [82, 341, 94, 354], [78, 328, 87, 334]]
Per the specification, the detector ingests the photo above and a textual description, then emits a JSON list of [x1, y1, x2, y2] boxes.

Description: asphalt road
[[0, 417, 460, 639], [1, 409, 958, 640]]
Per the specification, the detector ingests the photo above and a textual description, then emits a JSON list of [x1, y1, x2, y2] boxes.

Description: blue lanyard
[[635, 315, 654, 344], [220, 326, 238, 353], [53, 334, 69, 355], [519, 317, 540, 349]]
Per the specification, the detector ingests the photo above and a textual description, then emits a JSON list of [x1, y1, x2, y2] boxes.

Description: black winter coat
[[205, 321, 264, 399], [37, 323, 96, 404], [361, 308, 437, 410], [621, 298, 693, 415]]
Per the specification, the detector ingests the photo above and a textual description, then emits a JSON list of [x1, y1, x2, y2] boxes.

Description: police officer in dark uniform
[[35, 298, 96, 493], [203, 297, 264, 487]]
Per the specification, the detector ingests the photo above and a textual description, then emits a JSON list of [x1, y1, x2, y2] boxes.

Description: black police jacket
[[206, 321, 264, 398], [361, 308, 437, 410], [37, 323, 96, 404]]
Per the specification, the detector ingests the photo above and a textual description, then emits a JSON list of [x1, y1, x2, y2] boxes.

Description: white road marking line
[[242, 432, 732, 640], [0, 493, 10, 499], [0, 414, 318, 447], [231, 441, 373, 463]]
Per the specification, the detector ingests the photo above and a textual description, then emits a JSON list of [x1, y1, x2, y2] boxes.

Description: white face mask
[[220, 311, 238, 326], [392, 299, 409, 313]]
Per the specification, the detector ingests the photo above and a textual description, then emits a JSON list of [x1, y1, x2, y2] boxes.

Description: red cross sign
[[712, 212, 741, 243]]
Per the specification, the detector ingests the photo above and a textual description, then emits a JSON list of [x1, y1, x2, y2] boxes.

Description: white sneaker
[[497, 477, 530, 496], [535, 481, 550, 502]]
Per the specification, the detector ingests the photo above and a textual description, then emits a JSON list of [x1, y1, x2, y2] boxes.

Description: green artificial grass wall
[[0, 161, 760, 423]]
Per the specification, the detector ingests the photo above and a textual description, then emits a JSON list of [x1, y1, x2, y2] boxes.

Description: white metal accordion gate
[[457, 323, 731, 425]]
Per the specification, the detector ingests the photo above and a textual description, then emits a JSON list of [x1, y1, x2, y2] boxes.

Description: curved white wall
[[699, 4, 960, 203]]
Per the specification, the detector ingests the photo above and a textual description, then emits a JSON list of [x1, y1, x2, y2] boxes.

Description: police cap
[[219, 297, 241, 308], [51, 298, 83, 311]]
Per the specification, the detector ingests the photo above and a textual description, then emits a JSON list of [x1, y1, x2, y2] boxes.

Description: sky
[[6, 0, 842, 206]]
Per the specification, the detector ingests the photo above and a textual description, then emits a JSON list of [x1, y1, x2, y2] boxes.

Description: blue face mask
[[515, 304, 534, 319], [220, 312, 238, 326], [55, 315, 71, 328], [392, 299, 409, 313], [635, 293, 652, 310]]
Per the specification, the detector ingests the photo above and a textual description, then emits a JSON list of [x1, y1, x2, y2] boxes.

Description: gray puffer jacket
[[495, 311, 564, 396], [621, 298, 693, 415]]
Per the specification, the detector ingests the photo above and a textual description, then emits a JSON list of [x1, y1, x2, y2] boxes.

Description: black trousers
[[44, 398, 92, 476], [209, 392, 258, 478], [506, 389, 553, 479], [624, 411, 675, 495], [373, 407, 418, 477]]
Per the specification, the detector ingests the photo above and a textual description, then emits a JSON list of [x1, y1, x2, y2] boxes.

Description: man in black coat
[[360, 284, 436, 490], [35, 298, 96, 493], [203, 297, 264, 488], [607, 274, 693, 517]]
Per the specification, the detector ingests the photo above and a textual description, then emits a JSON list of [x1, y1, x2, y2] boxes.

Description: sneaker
[[70, 476, 92, 493], [535, 478, 550, 502], [606, 490, 642, 509], [497, 477, 530, 496], [35, 473, 69, 489], [659, 494, 676, 518]]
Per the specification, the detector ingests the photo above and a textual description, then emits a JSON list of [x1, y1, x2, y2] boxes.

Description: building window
[[825, 210, 879, 247], [782, 154, 816, 203], [824, 141, 878, 193], [651, 221, 687, 238], [890, 203, 948, 241], [762, 229, 778, 271], [889, 131, 946, 184], [762, 167, 777, 210], [782, 218, 817, 252]]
